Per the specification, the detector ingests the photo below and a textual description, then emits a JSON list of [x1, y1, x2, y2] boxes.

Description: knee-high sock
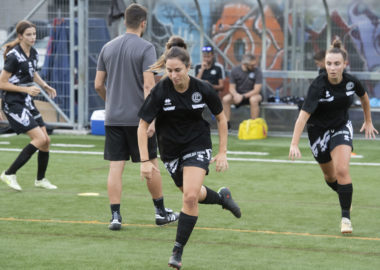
[[337, 183, 353, 219], [173, 212, 198, 253], [6, 144, 38, 175], [325, 180, 338, 192], [199, 186, 222, 205], [37, 151, 49, 180]]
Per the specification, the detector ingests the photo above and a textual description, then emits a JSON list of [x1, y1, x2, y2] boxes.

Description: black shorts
[[307, 120, 353, 164], [2, 101, 45, 134], [234, 95, 262, 108], [163, 149, 212, 187], [104, 126, 157, 162]]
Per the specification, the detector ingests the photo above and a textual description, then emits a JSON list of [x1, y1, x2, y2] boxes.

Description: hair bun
[[332, 39, 342, 49]]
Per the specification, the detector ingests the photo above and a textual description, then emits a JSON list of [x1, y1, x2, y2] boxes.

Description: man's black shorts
[[307, 120, 353, 164], [2, 101, 45, 134], [104, 125, 157, 162], [163, 149, 212, 187]]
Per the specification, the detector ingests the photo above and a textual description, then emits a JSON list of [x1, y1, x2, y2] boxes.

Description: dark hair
[[242, 54, 256, 63], [327, 39, 347, 61], [149, 36, 187, 72], [124, 3, 147, 29], [313, 50, 326, 61], [164, 46, 191, 68], [3, 20, 36, 59]]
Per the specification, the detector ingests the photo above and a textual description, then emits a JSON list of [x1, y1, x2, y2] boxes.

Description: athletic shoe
[[108, 211, 122, 231], [34, 178, 58, 189], [156, 211, 179, 226], [218, 187, 241, 218], [1, 171, 22, 191], [341, 217, 353, 234], [168, 250, 182, 269]]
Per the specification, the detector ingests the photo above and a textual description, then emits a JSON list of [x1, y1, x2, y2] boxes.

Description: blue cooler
[[91, 110, 105, 135]]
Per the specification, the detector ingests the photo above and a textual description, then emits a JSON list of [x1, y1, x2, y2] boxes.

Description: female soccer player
[[138, 46, 241, 269], [289, 39, 378, 234], [0, 20, 57, 191]]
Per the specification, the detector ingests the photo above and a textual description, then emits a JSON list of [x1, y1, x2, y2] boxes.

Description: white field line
[[0, 141, 10, 145], [51, 143, 95, 148], [227, 150, 268, 156], [0, 133, 17, 138], [1, 147, 379, 166]]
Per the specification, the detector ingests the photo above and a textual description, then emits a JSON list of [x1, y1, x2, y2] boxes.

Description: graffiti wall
[[149, 0, 380, 98]]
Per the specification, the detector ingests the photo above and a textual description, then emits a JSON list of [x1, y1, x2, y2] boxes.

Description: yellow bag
[[238, 118, 268, 140]]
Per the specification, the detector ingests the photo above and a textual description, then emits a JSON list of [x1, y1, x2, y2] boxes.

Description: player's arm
[[137, 119, 158, 180], [143, 71, 155, 98], [33, 72, 56, 98], [212, 78, 224, 92], [359, 92, 378, 139], [210, 111, 228, 172], [0, 69, 40, 96], [289, 110, 310, 160], [94, 70, 107, 101]]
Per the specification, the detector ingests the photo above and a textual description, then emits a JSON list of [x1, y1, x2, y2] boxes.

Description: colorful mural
[[150, 0, 380, 98]]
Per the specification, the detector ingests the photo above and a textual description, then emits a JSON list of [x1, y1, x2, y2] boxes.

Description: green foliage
[[0, 134, 379, 269]]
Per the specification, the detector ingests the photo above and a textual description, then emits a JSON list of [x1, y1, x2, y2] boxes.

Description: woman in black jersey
[[0, 20, 57, 191], [289, 40, 378, 234], [138, 46, 241, 269]]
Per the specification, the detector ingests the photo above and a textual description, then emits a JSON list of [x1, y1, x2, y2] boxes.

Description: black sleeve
[[138, 86, 162, 123], [204, 82, 223, 115], [3, 53, 19, 74], [194, 64, 200, 76], [302, 78, 322, 114], [354, 77, 366, 97]]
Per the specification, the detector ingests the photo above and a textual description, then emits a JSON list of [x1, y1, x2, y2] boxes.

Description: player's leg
[[222, 93, 233, 128], [249, 94, 262, 119]]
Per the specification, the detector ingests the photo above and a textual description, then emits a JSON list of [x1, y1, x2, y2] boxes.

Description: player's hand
[[140, 161, 160, 181], [289, 144, 301, 160], [43, 84, 57, 99], [360, 121, 378, 139], [210, 152, 228, 172], [26, 86, 40, 96]]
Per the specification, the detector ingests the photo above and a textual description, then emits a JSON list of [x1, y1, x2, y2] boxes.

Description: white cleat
[[35, 178, 58, 189], [341, 217, 353, 234], [1, 171, 22, 191]]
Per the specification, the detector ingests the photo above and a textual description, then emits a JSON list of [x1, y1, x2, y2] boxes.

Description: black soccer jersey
[[138, 76, 223, 161], [302, 72, 366, 129], [2, 44, 38, 105], [194, 62, 224, 86]]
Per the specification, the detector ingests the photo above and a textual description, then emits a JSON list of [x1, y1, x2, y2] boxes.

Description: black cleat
[[108, 211, 122, 231], [156, 210, 179, 226], [218, 187, 241, 218], [168, 250, 182, 269]]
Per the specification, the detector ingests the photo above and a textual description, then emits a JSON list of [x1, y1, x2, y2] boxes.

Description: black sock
[[227, 121, 231, 130], [325, 180, 338, 192], [337, 183, 353, 219], [37, 151, 49, 180], [199, 186, 222, 205], [110, 204, 120, 214], [6, 144, 38, 175], [153, 197, 166, 215], [173, 212, 198, 253]]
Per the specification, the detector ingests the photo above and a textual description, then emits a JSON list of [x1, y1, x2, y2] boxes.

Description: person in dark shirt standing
[[95, 3, 178, 231], [289, 40, 378, 234], [138, 47, 241, 269], [0, 20, 57, 191], [194, 45, 225, 93]]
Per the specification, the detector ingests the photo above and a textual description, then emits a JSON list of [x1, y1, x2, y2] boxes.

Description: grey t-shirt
[[230, 66, 262, 94], [97, 33, 157, 126]]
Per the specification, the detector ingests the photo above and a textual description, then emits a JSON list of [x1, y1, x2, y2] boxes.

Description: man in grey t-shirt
[[222, 54, 263, 128], [94, 3, 178, 231]]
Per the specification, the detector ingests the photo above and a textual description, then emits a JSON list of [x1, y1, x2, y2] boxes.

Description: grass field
[[0, 132, 379, 270]]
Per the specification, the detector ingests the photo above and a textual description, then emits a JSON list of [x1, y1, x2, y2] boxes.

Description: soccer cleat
[[218, 187, 241, 218], [108, 211, 122, 231], [168, 250, 182, 269], [341, 217, 353, 234], [34, 178, 58, 189], [156, 210, 179, 226], [1, 171, 22, 191]]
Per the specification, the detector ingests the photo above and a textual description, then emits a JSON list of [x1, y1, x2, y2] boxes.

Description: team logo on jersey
[[163, 98, 175, 111], [211, 69, 217, 75], [192, 92, 202, 103], [346, 82, 354, 90], [164, 98, 172, 106], [319, 89, 334, 102], [249, 72, 255, 79]]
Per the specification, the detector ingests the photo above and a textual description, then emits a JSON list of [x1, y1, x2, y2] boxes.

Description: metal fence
[[1, 0, 379, 131]]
